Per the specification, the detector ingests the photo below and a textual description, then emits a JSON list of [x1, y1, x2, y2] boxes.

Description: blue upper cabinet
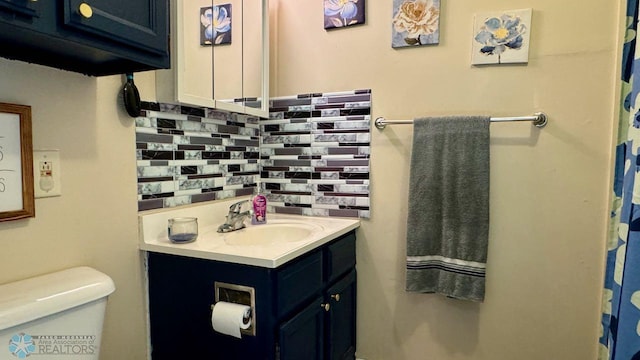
[[62, 0, 167, 56], [0, 0, 38, 19], [0, 0, 169, 76]]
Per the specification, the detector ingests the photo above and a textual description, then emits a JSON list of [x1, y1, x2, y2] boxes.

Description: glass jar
[[167, 217, 198, 244]]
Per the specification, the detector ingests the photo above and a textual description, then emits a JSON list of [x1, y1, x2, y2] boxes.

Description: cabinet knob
[[78, 3, 93, 18], [331, 294, 341, 302], [321, 303, 331, 312]]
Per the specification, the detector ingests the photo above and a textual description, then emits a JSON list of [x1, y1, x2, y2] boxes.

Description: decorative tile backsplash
[[136, 90, 370, 218], [136, 103, 260, 211], [262, 90, 370, 218]]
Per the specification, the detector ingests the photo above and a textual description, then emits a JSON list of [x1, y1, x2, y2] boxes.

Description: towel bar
[[374, 112, 547, 130]]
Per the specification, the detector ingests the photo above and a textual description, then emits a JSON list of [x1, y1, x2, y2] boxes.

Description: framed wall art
[[392, 0, 440, 48], [0, 102, 34, 222], [472, 8, 532, 65], [324, 0, 366, 30], [201, 4, 232, 46]]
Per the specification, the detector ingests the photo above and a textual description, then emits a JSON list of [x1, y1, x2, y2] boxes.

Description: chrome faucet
[[217, 200, 252, 233]]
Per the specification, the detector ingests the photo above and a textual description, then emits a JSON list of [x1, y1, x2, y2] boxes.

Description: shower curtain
[[600, 1, 640, 359]]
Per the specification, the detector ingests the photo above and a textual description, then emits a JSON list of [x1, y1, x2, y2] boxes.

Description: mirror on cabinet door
[[156, 0, 269, 118], [210, 0, 241, 104], [243, 0, 268, 113]]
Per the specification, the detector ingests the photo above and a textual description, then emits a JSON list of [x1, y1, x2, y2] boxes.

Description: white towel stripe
[[407, 255, 486, 269]]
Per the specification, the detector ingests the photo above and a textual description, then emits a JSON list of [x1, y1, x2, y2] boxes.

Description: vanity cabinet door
[[277, 251, 323, 317], [277, 232, 357, 360], [326, 270, 357, 360], [278, 296, 325, 360], [326, 232, 356, 284]]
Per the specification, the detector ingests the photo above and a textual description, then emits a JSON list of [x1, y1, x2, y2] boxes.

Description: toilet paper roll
[[211, 302, 252, 338]]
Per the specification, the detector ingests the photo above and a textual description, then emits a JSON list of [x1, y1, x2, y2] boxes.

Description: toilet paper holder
[[212, 282, 256, 336]]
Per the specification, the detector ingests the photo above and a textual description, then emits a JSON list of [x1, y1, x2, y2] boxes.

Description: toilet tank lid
[[0, 266, 115, 331]]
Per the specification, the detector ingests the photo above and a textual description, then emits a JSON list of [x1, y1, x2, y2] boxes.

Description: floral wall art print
[[392, 0, 440, 48], [471, 8, 532, 65], [200, 4, 232, 46], [324, 0, 365, 29]]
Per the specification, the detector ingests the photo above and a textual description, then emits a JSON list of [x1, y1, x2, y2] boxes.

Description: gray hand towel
[[405, 116, 490, 302]]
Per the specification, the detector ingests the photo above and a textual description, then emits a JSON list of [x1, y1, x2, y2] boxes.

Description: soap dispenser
[[251, 193, 267, 225]]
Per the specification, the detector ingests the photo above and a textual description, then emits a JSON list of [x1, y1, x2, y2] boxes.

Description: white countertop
[[139, 198, 360, 268]]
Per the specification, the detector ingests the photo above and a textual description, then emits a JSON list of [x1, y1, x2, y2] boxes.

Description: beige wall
[[0, 0, 621, 359], [272, 1, 619, 359], [0, 59, 153, 360]]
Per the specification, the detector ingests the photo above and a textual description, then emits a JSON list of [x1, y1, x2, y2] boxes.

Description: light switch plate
[[33, 150, 61, 198]]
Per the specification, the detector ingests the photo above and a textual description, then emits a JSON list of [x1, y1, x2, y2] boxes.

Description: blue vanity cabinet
[[278, 270, 357, 360], [278, 296, 326, 360], [327, 270, 357, 359], [276, 250, 324, 317], [147, 253, 277, 360], [278, 233, 357, 360], [0, 0, 169, 76], [147, 230, 357, 360]]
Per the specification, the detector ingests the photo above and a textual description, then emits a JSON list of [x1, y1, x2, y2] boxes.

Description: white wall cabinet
[[156, 0, 269, 118]]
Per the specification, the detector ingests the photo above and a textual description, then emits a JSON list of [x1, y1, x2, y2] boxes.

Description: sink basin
[[140, 203, 361, 267], [221, 222, 323, 246]]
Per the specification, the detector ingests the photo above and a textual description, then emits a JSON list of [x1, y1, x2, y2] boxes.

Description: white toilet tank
[[0, 267, 115, 360]]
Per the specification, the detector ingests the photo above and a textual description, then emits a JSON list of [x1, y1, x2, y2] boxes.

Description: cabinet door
[[279, 297, 325, 360], [62, 0, 168, 55], [326, 270, 357, 360], [0, 0, 37, 18], [277, 251, 323, 317], [326, 233, 356, 284]]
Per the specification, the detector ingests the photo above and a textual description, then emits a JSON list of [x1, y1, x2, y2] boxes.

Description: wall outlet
[[33, 150, 61, 198]]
